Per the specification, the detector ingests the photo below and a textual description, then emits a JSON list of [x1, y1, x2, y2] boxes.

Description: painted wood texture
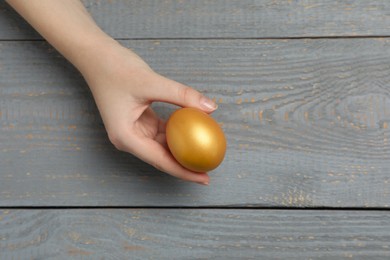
[[2, 1, 390, 259], [1, 0, 390, 40], [1, 39, 389, 207], [1, 209, 390, 259]]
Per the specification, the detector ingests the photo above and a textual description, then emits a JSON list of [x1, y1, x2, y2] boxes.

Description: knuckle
[[177, 85, 193, 103], [151, 151, 170, 173], [151, 159, 165, 172], [152, 162, 164, 172], [108, 131, 126, 152]]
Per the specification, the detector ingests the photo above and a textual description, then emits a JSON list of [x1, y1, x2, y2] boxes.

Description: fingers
[[146, 74, 218, 113], [125, 135, 210, 185]]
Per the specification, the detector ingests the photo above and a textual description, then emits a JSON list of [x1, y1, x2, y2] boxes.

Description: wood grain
[[2, 1, 390, 258], [0, 209, 390, 259], [1, 0, 390, 39], [0, 39, 389, 207]]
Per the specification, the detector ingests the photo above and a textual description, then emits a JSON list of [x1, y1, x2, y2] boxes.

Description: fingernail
[[200, 96, 218, 111], [198, 181, 209, 186]]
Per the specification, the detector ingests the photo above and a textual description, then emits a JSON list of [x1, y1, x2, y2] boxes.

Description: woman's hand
[[81, 42, 217, 185], [6, 0, 216, 185]]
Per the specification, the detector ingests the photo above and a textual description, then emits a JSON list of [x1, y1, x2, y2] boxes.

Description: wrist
[[77, 37, 153, 91], [69, 33, 119, 74]]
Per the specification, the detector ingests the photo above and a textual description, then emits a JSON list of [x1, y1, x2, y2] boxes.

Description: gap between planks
[[3, 35, 390, 42], [0, 206, 390, 211]]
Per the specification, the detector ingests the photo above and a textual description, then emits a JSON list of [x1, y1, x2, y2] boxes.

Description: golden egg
[[166, 107, 226, 172]]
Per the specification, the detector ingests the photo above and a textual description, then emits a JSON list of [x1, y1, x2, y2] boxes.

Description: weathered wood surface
[[0, 209, 389, 259], [1, 39, 389, 207], [1, 0, 390, 40], [2, 0, 390, 259]]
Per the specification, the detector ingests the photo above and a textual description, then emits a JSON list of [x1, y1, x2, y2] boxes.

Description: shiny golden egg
[[166, 107, 226, 172]]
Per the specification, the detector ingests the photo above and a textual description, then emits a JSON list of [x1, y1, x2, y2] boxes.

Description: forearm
[[6, 0, 116, 73]]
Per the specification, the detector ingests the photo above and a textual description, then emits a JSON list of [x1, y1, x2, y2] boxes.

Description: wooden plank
[[0, 209, 390, 259], [0, 39, 390, 207], [1, 0, 390, 39]]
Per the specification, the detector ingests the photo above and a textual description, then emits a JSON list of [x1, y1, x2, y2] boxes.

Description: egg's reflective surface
[[166, 108, 226, 172]]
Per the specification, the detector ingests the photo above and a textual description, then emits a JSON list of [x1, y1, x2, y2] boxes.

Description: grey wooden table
[[1, 1, 390, 259]]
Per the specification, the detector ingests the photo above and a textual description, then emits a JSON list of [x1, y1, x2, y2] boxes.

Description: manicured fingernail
[[200, 96, 218, 111]]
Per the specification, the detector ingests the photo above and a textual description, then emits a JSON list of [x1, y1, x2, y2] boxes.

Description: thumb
[[148, 74, 218, 112]]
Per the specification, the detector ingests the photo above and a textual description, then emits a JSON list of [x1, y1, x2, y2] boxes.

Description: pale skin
[[6, 0, 217, 185]]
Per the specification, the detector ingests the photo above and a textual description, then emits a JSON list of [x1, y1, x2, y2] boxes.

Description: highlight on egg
[[166, 107, 226, 172]]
